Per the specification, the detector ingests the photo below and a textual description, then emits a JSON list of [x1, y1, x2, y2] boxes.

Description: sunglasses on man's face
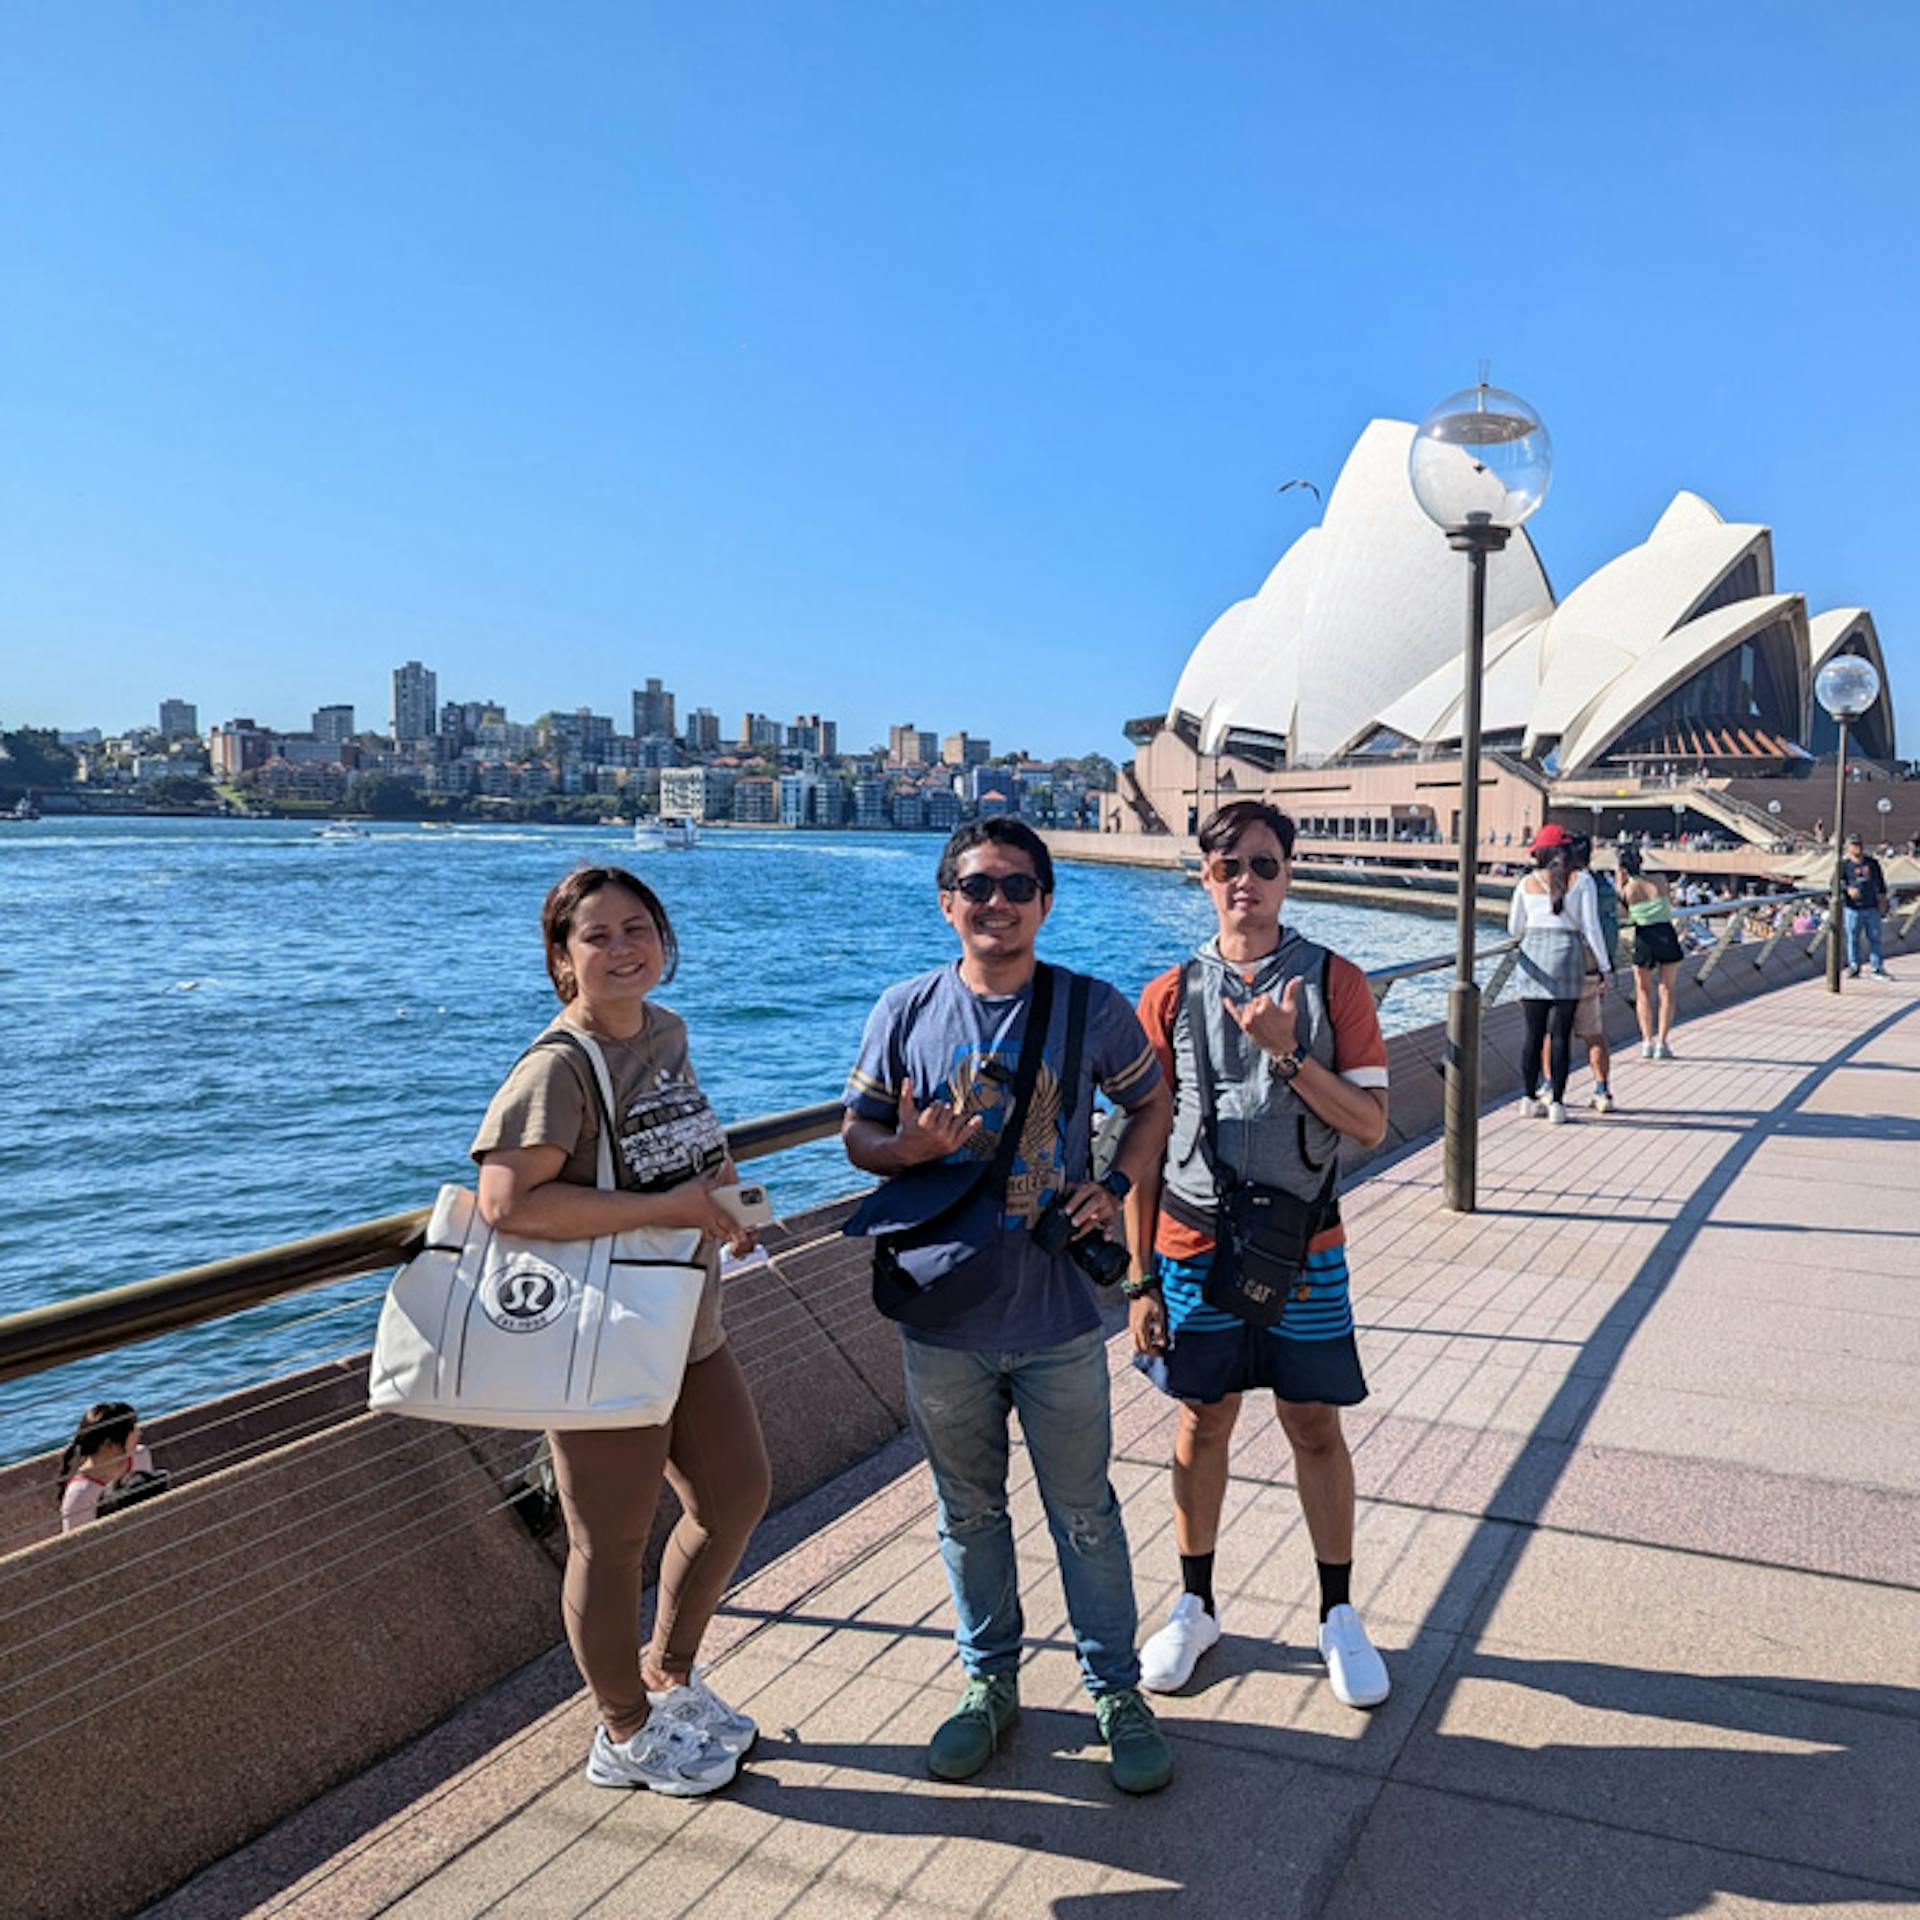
[[1207, 853, 1284, 883], [951, 872, 1043, 905]]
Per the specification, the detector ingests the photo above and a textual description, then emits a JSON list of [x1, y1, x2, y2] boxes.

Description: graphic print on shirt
[[941, 1048, 1064, 1226], [617, 1070, 729, 1191]]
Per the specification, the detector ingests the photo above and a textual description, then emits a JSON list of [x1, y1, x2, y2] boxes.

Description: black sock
[[1179, 1551, 1216, 1617], [1316, 1559, 1352, 1622]]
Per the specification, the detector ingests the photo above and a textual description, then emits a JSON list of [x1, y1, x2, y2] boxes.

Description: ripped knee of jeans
[[1060, 1502, 1122, 1558], [940, 1498, 1009, 1538]]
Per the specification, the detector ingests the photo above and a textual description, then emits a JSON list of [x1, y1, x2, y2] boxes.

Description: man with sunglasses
[[842, 818, 1177, 1794], [1126, 800, 1393, 1709]]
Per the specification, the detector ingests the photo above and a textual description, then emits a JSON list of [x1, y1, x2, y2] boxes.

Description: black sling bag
[[1181, 958, 1338, 1328], [849, 963, 1059, 1320]]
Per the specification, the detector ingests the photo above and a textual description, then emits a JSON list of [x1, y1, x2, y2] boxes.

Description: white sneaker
[[1521, 1096, 1547, 1119], [646, 1668, 758, 1757], [1654, 1040, 1675, 1061], [585, 1717, 739, 1795], [1591, 1089, 1615, 1115], [1317, 1603, 1390, 1709], [1139, 1592, 1222, 1693], [1640, 1040, 1655, 1060], [1547, 1101, 1568, 1125]]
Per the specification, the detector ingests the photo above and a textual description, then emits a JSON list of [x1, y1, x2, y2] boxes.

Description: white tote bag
[[367, 1029, 708, 1430]]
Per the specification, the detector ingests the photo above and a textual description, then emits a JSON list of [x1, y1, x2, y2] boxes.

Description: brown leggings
[[548, 1341, 771, 1741]]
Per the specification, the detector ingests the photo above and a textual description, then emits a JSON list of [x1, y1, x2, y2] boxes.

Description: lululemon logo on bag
[[482, 1256, 573, 1334]]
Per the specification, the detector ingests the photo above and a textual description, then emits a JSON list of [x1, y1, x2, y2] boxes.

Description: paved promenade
[[157, 973, 1920, 1920]]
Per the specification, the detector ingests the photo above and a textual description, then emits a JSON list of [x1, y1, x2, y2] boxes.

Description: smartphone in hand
[[711, 1182, 774, 1229]]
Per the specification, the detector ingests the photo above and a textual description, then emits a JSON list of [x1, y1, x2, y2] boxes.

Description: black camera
[[1031, 1196, 1130, 1288]]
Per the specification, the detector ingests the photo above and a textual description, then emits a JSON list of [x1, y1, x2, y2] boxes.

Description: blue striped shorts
[[1135, 1248, 1369, 1407]]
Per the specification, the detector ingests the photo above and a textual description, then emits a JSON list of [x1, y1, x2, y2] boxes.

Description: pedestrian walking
[[1509, 825, 1612, 1122], [1618, 847, 1685, 1058], [1840, 833, 1894, 979]]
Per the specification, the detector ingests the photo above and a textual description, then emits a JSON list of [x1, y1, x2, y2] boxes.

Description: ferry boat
[[632, 815, 699, 851], [314, 820, 369, 841]]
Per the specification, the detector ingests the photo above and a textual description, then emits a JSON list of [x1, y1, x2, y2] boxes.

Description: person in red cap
[[1507, 825, 1612, 1123]]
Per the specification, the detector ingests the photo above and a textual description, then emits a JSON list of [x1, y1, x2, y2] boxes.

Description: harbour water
[[0, 818, 1475, 1461]]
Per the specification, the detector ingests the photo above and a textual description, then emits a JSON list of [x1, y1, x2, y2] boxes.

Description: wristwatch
[[1268, 1049, 1302, 1082], [1099, 1167, 1133, 1201], [1120, 1274, 1160, 1300]]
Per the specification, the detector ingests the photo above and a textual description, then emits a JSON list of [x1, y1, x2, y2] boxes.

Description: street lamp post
[[1410, 380, 1552, 1213], [1815, 656, 1882, 992]]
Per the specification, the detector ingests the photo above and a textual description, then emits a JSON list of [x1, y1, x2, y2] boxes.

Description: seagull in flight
[[1277, 478, 1321, 503]]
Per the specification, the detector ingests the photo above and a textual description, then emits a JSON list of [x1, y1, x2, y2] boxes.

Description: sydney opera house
[[1111, 420, 1900, 857]]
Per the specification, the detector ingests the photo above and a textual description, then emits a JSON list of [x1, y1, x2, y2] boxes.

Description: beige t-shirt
[[469, 1005, 732, 1363], [470, 1006, 728, 1192]]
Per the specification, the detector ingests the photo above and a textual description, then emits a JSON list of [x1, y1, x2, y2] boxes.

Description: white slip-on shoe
[[1640, 1039, 1656, 1060], [585, 1718, 739, 1795], [646, 1667, 758, 1758], [1139, 1592, 1222, 1694], [1521, 1096, 1547, 1119], [1317, 1604, 1390, 1709], [1592, 1089, 1615, 1114], [1547, 1101, 1568, 1125]]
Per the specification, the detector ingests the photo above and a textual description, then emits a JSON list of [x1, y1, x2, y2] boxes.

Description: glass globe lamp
[[1409, 383, 1553, 532], [1815, 654, 1881, 721]]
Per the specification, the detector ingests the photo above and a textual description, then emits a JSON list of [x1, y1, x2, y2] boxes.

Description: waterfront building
[[659, 764, 737, 822], [1119, 419, 1902, 851], [780, 769, 844, 826], [632, 678, 676, 741], [732, 775, 778, 824], [891, 788, 926, 830], [943, 731, 990, 768], [923, 786, 961, 832], [684, 707, 722, 753], [312, 704, 355, 743], [852, 776, 891, 828], [158, 698, 198, 741], [391, 661, 438, 742]]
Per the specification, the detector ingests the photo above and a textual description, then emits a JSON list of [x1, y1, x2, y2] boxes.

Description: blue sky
[[3, 3, 1915, 758]]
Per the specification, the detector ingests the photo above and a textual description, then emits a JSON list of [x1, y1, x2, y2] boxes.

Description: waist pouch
[[1166, 1181, 1337, 1328]]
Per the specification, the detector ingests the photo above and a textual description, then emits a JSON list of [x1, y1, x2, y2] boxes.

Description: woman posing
[[1507, 825, 1613, 1123], [472, 866, 771, 1797], [1617, 847, 1684, 1059]]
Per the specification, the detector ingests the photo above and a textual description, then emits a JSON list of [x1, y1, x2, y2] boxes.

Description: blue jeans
[[900, 1326, 1141, 1698], [1846, 906, 1885, 971]]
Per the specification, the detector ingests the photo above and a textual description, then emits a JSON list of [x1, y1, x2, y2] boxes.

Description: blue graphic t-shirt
[[844, 961, 1162, 1352]]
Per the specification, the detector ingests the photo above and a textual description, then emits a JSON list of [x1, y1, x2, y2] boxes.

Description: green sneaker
[[927, 1674, 1020, 1781], [1095, 1687, 1173, 1794]]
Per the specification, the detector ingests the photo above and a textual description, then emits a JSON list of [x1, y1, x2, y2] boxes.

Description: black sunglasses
[[1206, 853, 1283, 882], [952, 873, 1044, 905]]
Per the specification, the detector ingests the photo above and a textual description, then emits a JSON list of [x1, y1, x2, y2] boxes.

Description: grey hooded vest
[[1161, 931, 1343, 1232]]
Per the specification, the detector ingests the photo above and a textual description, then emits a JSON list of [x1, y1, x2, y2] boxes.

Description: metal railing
[[3, 881, 1913, 1400]]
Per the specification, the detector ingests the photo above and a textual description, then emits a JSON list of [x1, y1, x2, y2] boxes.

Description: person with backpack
[[58, 1402, 167, 1529], [1124, 801, 1393, 1709], [1509, 825, 1613, 1122], [841, 819, 1177, 1794]]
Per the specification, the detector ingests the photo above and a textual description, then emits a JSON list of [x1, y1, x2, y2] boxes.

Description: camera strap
[[979, 960, 1057, 1209], [1058, 968, 1091, 1179]]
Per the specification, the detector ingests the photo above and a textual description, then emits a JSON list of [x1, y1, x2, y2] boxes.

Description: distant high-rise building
[[943, 731, 990, 768], [633, 678, 676, 741], [313, 704, 355, 743], [887, 723, 920, 765], [158, 699, 198, 741], [788, 714, 838, 758], [684, 708, 721, 753], [853, 778, 891, 829], [742, 712, 783, 751], [392, 661, 438, 741]]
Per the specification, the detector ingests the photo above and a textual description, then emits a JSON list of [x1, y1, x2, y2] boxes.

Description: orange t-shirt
[[1136, 953, 1388, 1263]]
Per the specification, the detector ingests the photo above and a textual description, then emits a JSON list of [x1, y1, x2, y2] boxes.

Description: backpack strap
[[1058, 968, 1092, 1179]]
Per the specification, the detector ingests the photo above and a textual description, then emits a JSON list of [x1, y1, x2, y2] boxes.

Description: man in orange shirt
[[1125, 800, 1392, 1708]]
